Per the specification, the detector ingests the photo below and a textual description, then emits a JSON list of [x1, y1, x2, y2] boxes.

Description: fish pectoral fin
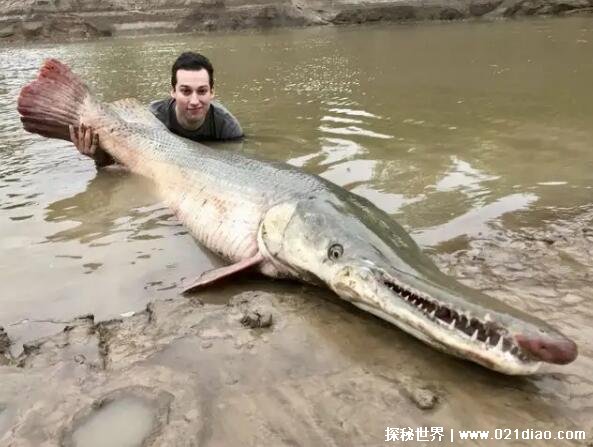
[[182, 252, 264, 294]]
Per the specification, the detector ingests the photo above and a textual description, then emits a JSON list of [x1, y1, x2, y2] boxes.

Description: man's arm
[[68, 124, 115, 168]]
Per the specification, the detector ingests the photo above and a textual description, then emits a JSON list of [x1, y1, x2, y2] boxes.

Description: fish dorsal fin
[[109, 98, 166, 129]]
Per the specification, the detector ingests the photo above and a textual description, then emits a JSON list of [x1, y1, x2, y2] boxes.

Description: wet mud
[[0, 207, 591, 446], [1, 0, 593, 44]]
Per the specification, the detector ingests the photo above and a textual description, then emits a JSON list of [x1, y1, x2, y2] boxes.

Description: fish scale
[[90, 106, 326, 265]]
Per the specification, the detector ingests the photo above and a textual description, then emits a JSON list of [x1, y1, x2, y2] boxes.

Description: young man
[[69, 52, 243, 167]]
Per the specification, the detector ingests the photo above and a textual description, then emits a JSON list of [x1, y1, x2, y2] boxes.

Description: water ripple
[[318, 125, 393, 139], [414, 193, 539, 247], [433, 156, 499, 201], [327, 108, 380, 119]]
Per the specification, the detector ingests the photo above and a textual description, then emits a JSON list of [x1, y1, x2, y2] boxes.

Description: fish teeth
[[485, 336, 491, 346], [471, 329, 478, 341], [495, 336, 503, 351], [430, 310, 436, 318], [484, 313, 492, 322], [448, 319, 456, 330]]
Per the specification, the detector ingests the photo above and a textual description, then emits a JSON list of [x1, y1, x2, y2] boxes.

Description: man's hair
[[171, 52, 214, 89]]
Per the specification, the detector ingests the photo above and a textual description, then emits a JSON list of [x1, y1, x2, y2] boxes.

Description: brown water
[[0, 15, 592, 427]]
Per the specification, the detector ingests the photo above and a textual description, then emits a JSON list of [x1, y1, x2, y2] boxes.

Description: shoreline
[[1, 0, 592, 44]]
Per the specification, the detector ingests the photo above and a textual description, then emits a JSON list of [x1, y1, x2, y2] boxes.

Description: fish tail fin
[[17, 58, 90, 141]]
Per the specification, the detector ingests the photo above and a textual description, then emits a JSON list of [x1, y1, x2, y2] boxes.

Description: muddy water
[[0, 16, 592, 446], [69, 396, 156, 447]]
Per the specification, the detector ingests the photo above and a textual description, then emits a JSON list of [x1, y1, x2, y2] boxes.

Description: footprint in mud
[[61, 387, 173, 447]]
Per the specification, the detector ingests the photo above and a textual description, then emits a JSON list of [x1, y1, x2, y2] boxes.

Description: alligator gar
[[17, 59, 577, 375]]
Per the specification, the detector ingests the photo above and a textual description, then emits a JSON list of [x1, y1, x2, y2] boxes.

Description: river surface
[[1, 16, 592, 445]]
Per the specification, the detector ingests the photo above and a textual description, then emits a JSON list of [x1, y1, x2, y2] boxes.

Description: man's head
[[170, 52, 215, 130]]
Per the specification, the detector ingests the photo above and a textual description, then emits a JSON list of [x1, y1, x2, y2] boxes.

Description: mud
[[0, 206, 591, 446], [0, 327, 9, 353], [1, 0, 593, 43]]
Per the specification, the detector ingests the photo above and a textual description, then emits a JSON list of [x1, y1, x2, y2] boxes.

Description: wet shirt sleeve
[[212, 103, 244, 140], [148, 99, 172, 128]]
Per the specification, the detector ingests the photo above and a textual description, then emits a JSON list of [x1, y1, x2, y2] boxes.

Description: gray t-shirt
[[149, 99, 243, 141]]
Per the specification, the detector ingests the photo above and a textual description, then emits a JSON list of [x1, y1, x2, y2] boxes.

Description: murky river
[[1, 16, 592, 446]]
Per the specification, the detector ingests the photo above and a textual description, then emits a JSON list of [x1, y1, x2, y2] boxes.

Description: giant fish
[[17, 59, 577, 374]]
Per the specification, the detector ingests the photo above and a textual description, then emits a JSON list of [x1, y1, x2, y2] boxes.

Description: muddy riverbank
[[1, 205, 591, 446], [1, 0, 593, 43]]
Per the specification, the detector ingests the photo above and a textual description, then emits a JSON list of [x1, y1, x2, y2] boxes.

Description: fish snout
[[515, 334, 578, 365]]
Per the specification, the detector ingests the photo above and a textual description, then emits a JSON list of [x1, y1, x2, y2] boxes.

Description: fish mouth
[[333, 267, 577, 375]]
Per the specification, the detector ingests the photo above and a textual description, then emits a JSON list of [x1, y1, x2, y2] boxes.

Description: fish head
[[258, 195, 577, 375]]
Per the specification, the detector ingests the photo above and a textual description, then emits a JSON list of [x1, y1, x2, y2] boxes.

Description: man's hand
[[69, 124, 114, 167]]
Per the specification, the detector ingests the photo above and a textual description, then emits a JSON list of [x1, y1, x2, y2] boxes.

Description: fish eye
[[327, 243, 344, 261]]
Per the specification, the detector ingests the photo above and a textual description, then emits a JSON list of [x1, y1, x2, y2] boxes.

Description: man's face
[[171, 68, 214, 129]]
